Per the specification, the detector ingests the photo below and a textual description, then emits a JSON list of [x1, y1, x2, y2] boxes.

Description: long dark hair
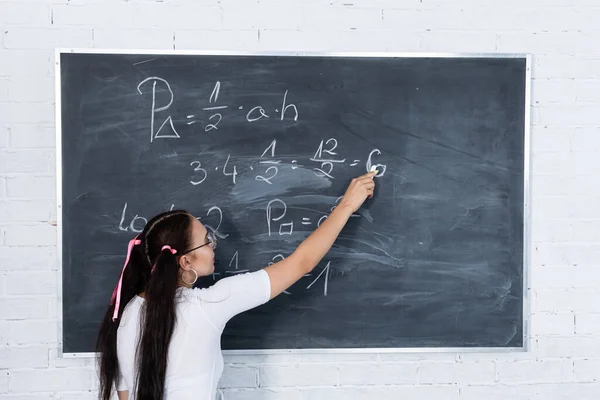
[[96, 210, 194, 400]]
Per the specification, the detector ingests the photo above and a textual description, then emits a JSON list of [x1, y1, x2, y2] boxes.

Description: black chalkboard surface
[[58, 51, 528, 354]]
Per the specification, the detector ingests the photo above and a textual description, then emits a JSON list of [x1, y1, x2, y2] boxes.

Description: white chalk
[[370, 166, 378, 174]]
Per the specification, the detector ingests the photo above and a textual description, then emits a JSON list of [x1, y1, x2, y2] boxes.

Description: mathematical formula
[[188, 138, 386, 187], [137, 78, 299, 143]]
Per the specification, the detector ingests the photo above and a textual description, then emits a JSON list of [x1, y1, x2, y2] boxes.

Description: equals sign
[[350, 160, 360, 166], [302, 218, 312, 226], [186, 115, 196, 125]]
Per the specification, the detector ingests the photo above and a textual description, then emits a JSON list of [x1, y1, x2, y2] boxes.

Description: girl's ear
[[178, 255, 191, 270]]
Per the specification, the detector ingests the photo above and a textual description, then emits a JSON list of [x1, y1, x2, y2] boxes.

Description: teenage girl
[[96, 171, 376, 400]]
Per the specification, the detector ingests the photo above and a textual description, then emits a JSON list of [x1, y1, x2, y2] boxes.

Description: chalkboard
[[58, 51, 529, 354]]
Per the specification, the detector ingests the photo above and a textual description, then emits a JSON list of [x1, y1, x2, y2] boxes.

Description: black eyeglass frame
[[180, 231, 217, 255]]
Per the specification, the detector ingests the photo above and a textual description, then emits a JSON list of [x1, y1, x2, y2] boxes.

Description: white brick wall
[[1, 0, 600, 399]]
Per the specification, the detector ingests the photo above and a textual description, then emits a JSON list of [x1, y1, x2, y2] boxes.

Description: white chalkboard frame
[[54, 49, 532, 358]]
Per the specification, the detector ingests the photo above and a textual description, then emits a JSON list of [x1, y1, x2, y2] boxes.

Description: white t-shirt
[[116, 269, 271, 400]]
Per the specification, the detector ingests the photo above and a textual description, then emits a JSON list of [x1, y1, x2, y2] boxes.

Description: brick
[[0, 345, 48, 368], [51, 3, 134, 27], [7, 77, 55, 103], [497, 359, 573, 383], [571, 221, 600, 242], [535, 55, 578, 79], [219, 365, 258, 388], [531, 313, 575, 336], [1, 320, 58, 345], [574, 80, 600, 103], [304, 385, 461, 400], [0, 102, 54, 124], [224, 385, 461, 400], [6, 176, 55, 198], [571, 196, 600, 219], [460, 384, 537, 400], [0, 150, 54, 173], [573, 152, 600, 175], [0, 298, 51, 319], [9, 368, 91, 392], [531, 196, 571, 221], [259, 364, 338, 387], [0, 200, 52, 222], [0, 395, 53, 400], [535, 383, 600, 399], [535, 104, 600, 126], [258, 29, 405, 53], [496, 0, 573, 5], [532, 152, 573, 176], [222, 3, 301, 30], [0, 3, 51, 25], [531, 221, 570, 243], [3, 271, 57, 296], [576, 57, 600, 79], [93, 29, 174, 50], [4, 224, 56, 246], [531, 266, 570, 289], [175, 30, 258, 51], [576, 314, 600, 335], [4, 27, 92, 50], [302, 4, 383, 29], [58, 393, 99, 400], [0, 372, 7, 394], [571, 127, 600, 151], [0, 247, 54, 270], [223, 353, 299, 365], [531, 126, 572, 153], [574, 359, 600, 382], [532, 243, 600, 266], [420, 30, 496, 52], [412, 7, 533, 31], [338, 362, 417, 385], [0, 50, 53, 78], [497, 31, 598, 55], [531, 177, 569, 196], [532, 267, 600, 289], [0, 127, 7, 148], [9, 123, 56, 148], [571, 175, 600, 196], [532, 79, 575, 104], [537, 336, 600, 357], [535, 289, 600, 313], [132, 3, 223, 30], [0, 79, 8, 102], [418, 361, 495, 385]]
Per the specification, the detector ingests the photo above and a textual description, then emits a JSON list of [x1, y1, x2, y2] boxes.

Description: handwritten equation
[[137, 78, 298, 142], [188, 138, 387, 186]]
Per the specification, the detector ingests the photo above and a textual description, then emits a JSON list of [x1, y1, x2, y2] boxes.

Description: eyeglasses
[[181, 231, 217, 255]]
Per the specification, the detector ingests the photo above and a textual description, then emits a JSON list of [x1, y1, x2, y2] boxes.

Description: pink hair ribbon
[[150, 245, 178, 273], [111, 236, 141, 322], [161, 245, 177, 254]]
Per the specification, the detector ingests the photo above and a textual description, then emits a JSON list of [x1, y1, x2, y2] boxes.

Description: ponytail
[[135, 247, 180, 400], [96, 236, 151, 400]]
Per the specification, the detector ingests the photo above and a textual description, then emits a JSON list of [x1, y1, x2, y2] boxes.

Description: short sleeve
[[116, 368, 127, 391], [194, 269, 271, 332]]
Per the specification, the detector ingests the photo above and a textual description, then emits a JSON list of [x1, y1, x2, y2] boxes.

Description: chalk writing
[[137, 77, 180, 142]]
